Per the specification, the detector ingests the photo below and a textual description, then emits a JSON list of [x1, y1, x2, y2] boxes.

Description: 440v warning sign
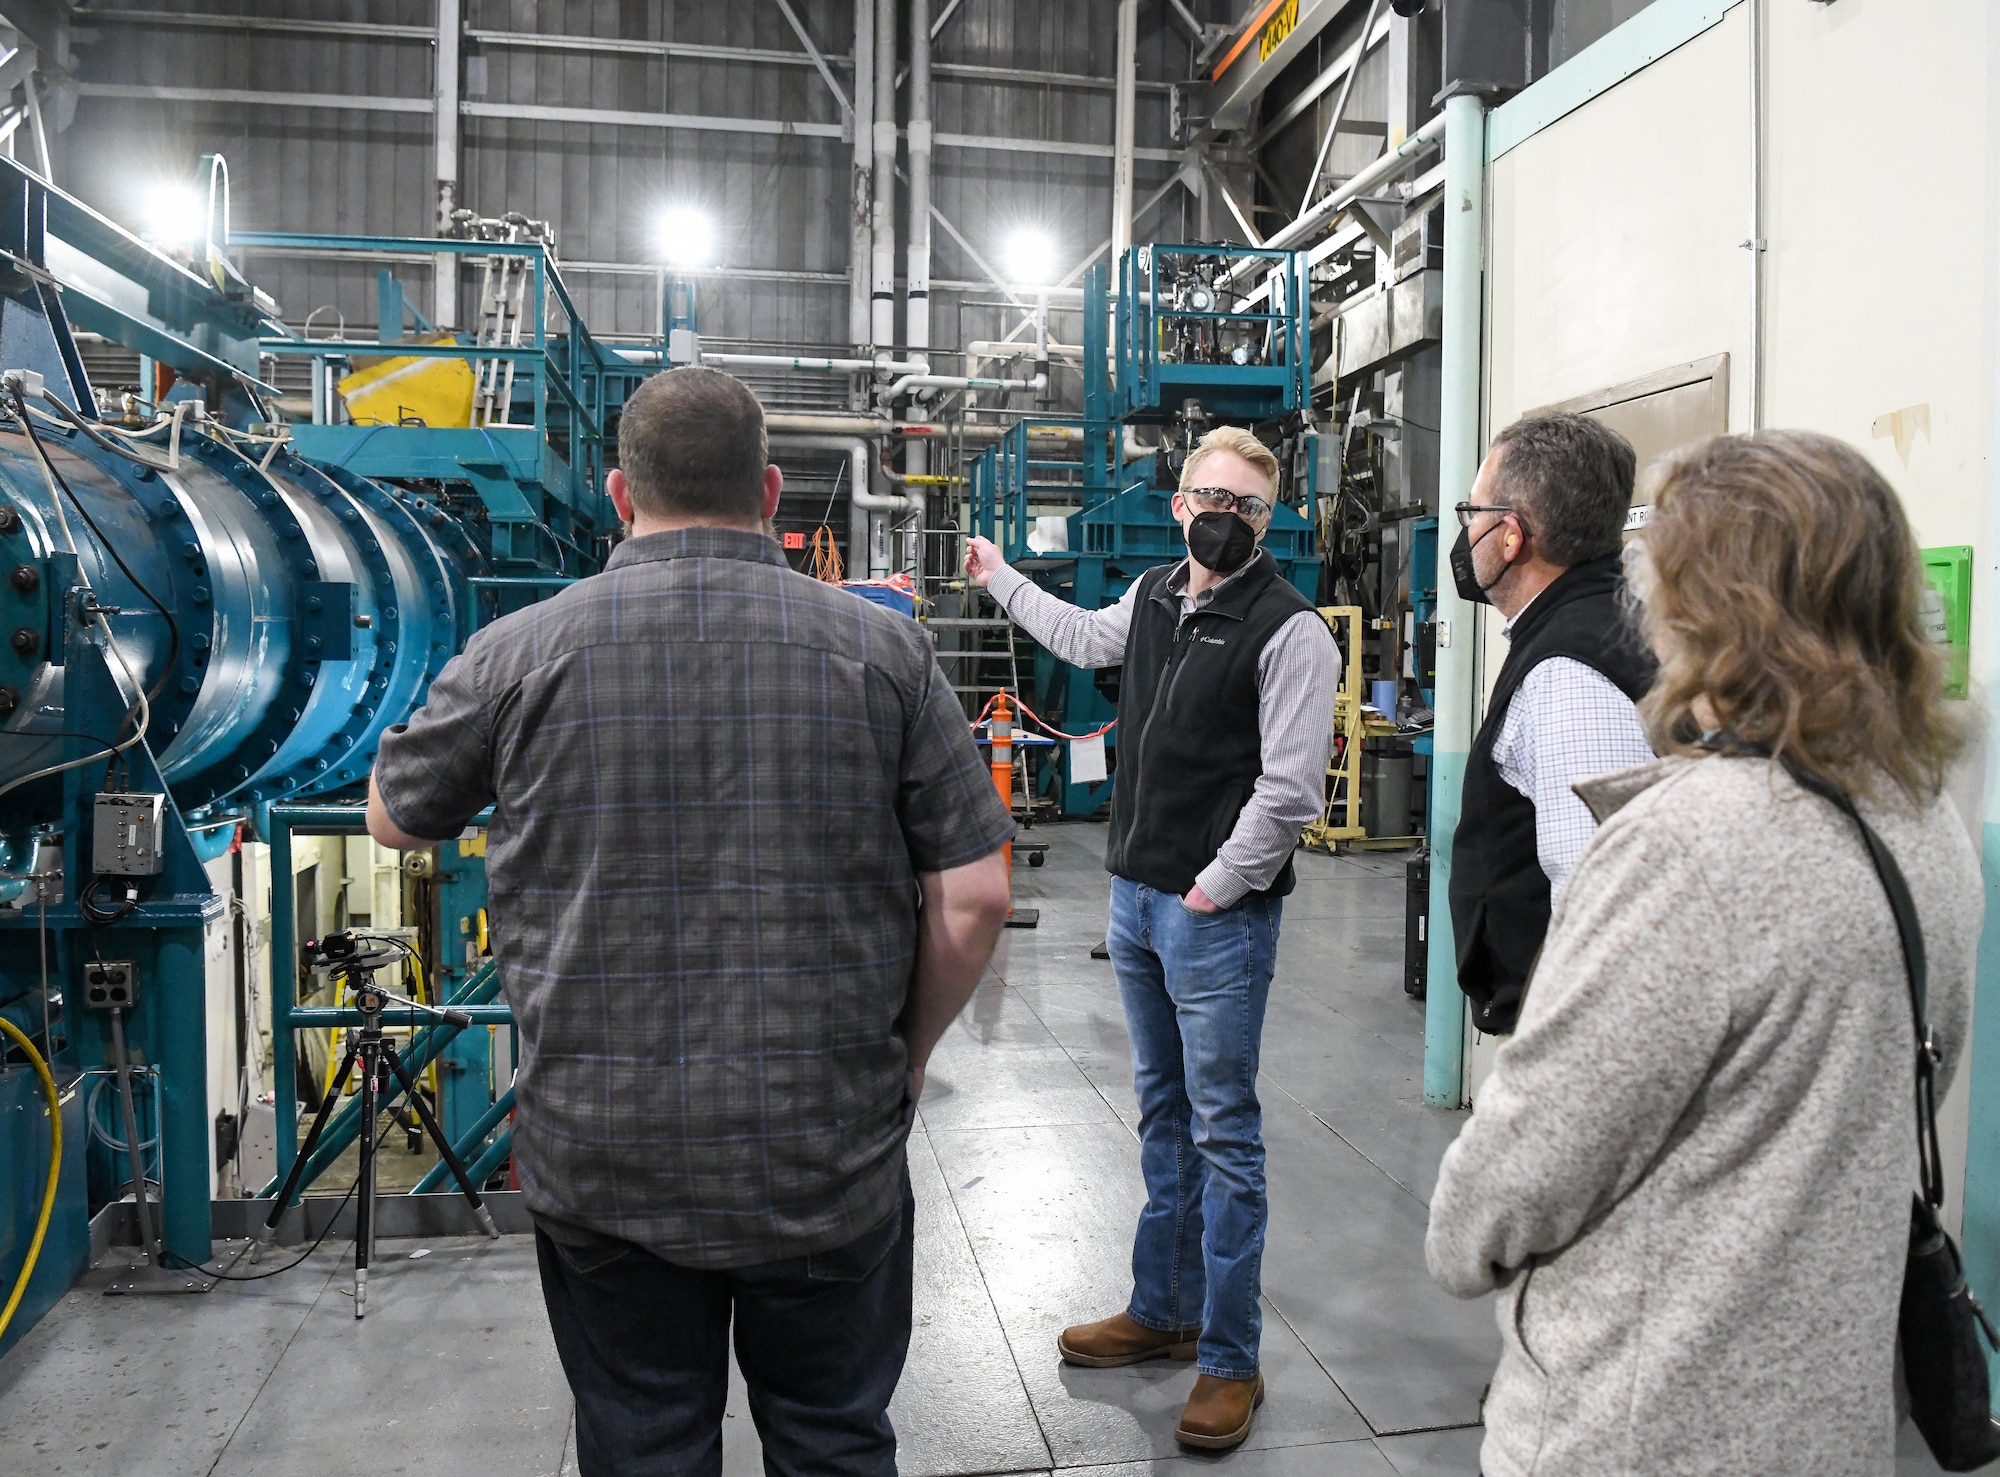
[[1258, 0, 1300, 62]]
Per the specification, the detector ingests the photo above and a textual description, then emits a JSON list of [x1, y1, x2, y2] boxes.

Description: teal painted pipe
[[463, 1127, 513, 1190], [1960, 824, 2000, 1405], [256, 961, 500, 1200], [269, 814, 298, 1178], [411, 1086, 515, 1194], [186, 821, 240, 865], [1424, 750, 1471, 1106], [1423, 93, 1489, 1108], [288, 1005, 513, 1027]]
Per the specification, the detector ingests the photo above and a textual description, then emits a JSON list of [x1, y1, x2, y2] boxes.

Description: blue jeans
[[534, 1168, 914, 1477], [1107, 876, 1282, 1379]]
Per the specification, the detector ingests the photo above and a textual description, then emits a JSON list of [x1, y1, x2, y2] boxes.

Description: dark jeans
[[535, 1169, 915, 1477]]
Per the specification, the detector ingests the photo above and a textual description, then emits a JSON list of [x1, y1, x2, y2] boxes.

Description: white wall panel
[[1486, 7, 1751, 439], [1479, 0, 2000, 1230]]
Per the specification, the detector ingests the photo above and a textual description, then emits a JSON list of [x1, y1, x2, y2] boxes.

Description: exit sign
[[782, 532, 805, 550]]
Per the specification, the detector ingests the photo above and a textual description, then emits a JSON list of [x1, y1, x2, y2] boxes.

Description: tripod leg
[[383, 1044, 500, 1240], [250, 1041, 358, 1264], [354, 1038, 379, 1319]]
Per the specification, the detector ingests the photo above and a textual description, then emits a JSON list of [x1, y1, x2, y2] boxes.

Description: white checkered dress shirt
[[1488, 588, 1656, 896], [1491, 634, 1655, 901]]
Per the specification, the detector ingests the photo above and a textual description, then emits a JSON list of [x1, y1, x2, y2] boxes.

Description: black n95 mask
[[1449, 525, 1493, 606], [1187, 511, 1257, 575]]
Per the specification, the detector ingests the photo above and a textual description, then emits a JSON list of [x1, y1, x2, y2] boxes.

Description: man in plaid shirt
[[369, 366, 1014, 1476]]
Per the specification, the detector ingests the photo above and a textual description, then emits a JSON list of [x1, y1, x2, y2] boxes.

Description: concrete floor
[[0, 822, 1953, 1475]]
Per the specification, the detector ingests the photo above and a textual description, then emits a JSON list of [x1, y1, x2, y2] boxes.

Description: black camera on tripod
[[302, 929, 410, 977], [257, 928, 492, 1313]]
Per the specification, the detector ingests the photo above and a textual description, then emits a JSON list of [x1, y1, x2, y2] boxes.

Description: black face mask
[[1450, 524, 1496, 606], [1187, 510, 1258, 575]]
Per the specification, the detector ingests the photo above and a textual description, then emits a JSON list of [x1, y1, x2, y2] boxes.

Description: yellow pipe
[[0, 1017, 61, 1343]]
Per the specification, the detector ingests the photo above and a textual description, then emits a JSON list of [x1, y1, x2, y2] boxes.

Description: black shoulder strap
[[1782, 757, 1944, 1209]]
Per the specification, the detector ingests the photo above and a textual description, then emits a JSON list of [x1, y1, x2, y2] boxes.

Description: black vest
[[1448, 556, 1655, 1034], [1104, 550, 1317, 898]]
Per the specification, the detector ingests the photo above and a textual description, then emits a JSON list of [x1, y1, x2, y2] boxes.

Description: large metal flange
[[0, 483, 44, 716], [245, 450, 408, 801], [16, 425, 212, 755], [308, 463, 483, 789], [167, 432, 331, 811]]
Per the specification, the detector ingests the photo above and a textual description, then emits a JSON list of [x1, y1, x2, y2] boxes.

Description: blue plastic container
[[842, 582, 917, 617]]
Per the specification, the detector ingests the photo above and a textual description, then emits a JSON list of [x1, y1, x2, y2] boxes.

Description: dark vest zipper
[[1124, 612, 1197, 852]]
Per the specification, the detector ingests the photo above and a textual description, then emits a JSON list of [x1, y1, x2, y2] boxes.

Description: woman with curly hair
[[1426, 430, 1982, 1477]]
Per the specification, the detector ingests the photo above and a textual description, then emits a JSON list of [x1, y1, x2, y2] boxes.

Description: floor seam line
[[917, 1124, 1058, 1471], [987, 957, 1140, 1146], [1262, 1072, 1434, 1209], [201, 1256, 342, 1476], [1258, 1286, 1378, 1437]]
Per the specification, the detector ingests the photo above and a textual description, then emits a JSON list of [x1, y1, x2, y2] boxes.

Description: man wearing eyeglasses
[[1447, 413, 1656, 1039], [964, 425, 1335, 1451]]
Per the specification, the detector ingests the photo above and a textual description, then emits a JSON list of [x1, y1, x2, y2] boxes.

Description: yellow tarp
[[337, 341, 475, 429]]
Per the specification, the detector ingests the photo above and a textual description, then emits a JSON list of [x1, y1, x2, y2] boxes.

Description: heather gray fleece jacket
[[1426, 755, 1981, 1477]]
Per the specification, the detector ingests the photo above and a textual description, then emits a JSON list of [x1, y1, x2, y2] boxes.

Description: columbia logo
[[1198, 635, 1228, 646]]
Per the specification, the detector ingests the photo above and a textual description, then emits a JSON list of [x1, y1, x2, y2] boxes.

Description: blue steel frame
[[0, 156, 281, 386], [1116, 244, 1312, 424], [238, 230, 646, 575], [263, 803, 510, 1195], [969, 252, 1321, 816]]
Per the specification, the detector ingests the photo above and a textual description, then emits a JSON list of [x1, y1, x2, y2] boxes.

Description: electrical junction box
[[82, 959, 138, 1011], [1920, 545, 1972, 701], [93, 791, 165, 875]]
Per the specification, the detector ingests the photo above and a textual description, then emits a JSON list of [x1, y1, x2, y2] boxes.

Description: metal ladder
[[472, 252, 530, 427], [926, 607, 1026, 703], [927, 603, 1059, 824]]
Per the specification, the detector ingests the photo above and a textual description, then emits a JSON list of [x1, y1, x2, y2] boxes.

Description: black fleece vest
[[1104, 550, 1317, 899], [1448, 556, 1655, 1034]]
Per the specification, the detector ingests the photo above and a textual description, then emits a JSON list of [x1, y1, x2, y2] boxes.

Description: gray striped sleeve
[[1195, 609, 1339, 906]]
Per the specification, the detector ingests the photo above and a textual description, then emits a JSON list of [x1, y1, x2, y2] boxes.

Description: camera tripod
[[253, 937, 499, 1317]]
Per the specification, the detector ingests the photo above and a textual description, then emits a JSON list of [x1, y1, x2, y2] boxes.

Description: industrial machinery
[[968, 246, 1321, 816], [0, 157, 615, 1352]]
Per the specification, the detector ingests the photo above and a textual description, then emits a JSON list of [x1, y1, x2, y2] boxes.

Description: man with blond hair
[[965, 425, 1336, 1451]]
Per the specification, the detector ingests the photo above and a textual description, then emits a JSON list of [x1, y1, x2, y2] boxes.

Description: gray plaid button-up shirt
[[373, 527, 1014, 1267]]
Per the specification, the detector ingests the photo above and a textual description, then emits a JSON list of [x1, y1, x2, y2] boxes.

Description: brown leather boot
[[1056, 1311, 1202, 1368], [1175, 1371, 1265, 1449]]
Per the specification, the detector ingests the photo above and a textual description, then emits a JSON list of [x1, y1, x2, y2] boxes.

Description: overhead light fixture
[[659, 206, 715, 270], [1003, 229, 1057, 289], [141, 183, 208, 248]]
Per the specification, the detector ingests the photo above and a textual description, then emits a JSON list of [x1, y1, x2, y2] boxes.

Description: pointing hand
[[964, 535, 1007, 589]]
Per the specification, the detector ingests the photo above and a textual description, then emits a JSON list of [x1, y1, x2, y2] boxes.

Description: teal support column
[[1965, 826, 2000, 1403], [156, 926, 213, 1266], [1423, 92, 1489, 1109], [1955, 261, 2000, 1405], [268, 813, 298, 1179]]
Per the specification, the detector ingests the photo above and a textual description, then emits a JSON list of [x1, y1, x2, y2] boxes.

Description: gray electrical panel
[[1440, 0, 1532, 101], [93, 791, 166, 876]]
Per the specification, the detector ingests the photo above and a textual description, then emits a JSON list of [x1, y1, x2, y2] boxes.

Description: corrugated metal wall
[[55, 1, 1208, 357]]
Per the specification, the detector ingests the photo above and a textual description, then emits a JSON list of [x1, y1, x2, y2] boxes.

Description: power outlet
[[83, 959, 139, 1011]]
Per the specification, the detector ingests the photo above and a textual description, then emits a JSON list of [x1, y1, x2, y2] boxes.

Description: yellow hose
[[0, 1016, 61, 1343]]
